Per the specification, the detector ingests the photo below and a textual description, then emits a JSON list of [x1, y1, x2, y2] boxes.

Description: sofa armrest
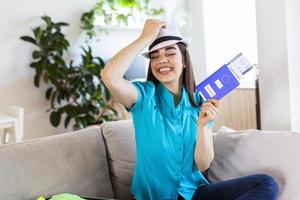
[[0, 126, 114, 200]]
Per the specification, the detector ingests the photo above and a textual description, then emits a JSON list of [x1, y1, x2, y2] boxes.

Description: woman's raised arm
[[101, 19, 166, 109]]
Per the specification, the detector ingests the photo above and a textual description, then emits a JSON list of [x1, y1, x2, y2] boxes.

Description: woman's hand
[[138, 19, 166, 44], [198, 99, 220, 128]]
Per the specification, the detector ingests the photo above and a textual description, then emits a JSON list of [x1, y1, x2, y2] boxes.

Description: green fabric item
[[49, 193, 86, 200]]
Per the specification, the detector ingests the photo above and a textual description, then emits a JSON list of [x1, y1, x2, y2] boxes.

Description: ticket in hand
[[195, 53, 253, 101]]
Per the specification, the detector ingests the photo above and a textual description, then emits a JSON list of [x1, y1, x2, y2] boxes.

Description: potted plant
[[80, 0, 164, 38], [20, 15, 118, 129], [20, 1, 164, 130]]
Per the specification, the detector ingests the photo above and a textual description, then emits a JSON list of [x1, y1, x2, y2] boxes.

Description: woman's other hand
[[198, 99, 220, 128]]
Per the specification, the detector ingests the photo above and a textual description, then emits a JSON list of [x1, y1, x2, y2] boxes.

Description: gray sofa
[[0, 120, 299, 200]]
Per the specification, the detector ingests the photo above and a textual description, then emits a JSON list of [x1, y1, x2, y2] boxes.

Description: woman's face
[[149, 44, 185, 84]]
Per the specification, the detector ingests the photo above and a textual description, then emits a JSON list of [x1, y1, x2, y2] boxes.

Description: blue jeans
[[179, 174, 279, 200]]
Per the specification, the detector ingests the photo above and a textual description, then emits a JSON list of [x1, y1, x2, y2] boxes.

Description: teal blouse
[[126, 81, 214, 200]]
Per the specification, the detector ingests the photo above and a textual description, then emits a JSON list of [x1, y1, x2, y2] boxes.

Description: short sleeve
[[125, 81, 155, 113]]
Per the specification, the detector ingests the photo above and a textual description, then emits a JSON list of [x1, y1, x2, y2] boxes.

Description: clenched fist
[[138, 19, 166, 44]]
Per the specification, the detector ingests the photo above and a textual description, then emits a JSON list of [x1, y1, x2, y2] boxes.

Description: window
[[203, 0, 258, 88]]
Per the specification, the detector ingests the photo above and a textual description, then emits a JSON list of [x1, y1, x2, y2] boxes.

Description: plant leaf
[[50, 111, 61, 127], [50, 91, 57, 108], [64, 116, 72, 128], [45, 87, 53, 100], [56, 22, 69, 26], [34, 74, 40, 87], [20, 36, 37, 45]]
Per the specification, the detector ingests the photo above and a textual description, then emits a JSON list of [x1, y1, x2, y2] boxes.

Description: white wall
[[0, 0, 142, 139], [4, 0, 298, 139], [186, 0, 208, 83], [160, 0, 207, 83], [0, 0, 187, 140], [255, 0, 300, 131], [0, 0, 92, 139], [285, 0, 300, 132]]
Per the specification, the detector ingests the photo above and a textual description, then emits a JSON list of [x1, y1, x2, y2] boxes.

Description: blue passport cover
[[195, 64, 240, 100]]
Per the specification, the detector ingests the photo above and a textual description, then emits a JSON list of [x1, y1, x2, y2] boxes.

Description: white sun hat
[[141, 23, 191, 58]]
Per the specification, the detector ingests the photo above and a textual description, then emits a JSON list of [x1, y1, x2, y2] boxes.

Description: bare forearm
[[194, 125, 214, 172], [101, 19, 166, 80], [101, 37, 151, 80]]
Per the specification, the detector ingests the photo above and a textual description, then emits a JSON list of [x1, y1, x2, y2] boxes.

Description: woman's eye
[[150, 55, 159, 59], [167, 53, 176, 56]]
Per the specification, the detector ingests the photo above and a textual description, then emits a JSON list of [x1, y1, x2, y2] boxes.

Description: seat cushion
[[100, 120, 136, 200], [207, 129, 300, 200]]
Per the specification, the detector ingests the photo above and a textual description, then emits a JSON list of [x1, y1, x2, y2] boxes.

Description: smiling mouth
[[156, 67, 173, 75]]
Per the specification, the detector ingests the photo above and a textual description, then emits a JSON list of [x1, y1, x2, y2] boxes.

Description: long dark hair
[[146, 42, 200, 108]]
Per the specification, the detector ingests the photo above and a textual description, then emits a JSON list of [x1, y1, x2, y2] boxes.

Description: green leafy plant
[[80, 0, 165, 38], [20, 15, 118, 129]]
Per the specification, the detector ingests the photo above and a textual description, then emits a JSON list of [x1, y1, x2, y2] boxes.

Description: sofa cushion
[[100, 120, 136, 200], [207, 129, 300, 200], [0, 127, 114, 200]]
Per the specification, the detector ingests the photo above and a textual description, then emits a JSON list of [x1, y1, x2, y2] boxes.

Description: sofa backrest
[[100, 120, 300, 200], [0, 127, 114, 200], [100, 120, 136, 200]]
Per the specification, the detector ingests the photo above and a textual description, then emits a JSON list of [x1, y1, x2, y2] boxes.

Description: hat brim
[[141, 37, 191, 58]]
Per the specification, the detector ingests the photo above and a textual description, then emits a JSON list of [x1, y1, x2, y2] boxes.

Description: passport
[[195, 53, 253, 101]]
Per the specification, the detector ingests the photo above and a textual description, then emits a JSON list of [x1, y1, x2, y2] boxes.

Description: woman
[[101, 19, 279, 200]]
